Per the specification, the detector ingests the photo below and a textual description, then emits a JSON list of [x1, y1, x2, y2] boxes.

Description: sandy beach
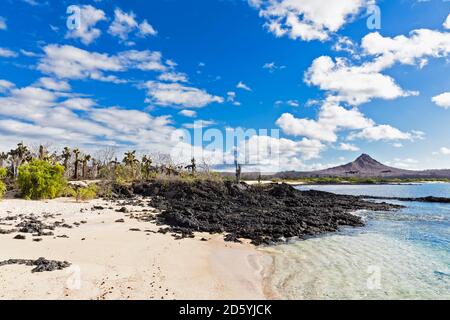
[[0, 198, 270, 300]]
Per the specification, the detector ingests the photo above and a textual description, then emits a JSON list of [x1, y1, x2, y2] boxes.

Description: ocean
[[261, 183, 450, 300]]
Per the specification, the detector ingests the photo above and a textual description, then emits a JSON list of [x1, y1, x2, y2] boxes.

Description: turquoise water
[[262, 183, 450, 300]]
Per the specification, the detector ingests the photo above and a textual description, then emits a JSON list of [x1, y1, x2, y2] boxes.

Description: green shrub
[[74, 184, 97, 202], [0, 167, 7, 199], [18, 160, 66, 200]]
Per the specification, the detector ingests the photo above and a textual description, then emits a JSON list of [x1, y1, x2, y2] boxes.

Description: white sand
[[0, 198, 271, 300]]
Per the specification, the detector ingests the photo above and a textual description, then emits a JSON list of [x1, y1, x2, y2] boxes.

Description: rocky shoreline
[[360, 195, 450, 203], [116, 180, 403, 245]]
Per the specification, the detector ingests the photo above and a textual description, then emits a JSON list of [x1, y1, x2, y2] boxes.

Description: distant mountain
[[274, 154, 450, 179]]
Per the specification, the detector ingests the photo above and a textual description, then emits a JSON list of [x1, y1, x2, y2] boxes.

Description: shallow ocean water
[[261, 183, 450, 300]]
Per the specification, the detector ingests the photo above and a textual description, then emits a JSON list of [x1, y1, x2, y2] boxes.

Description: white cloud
[[138, 20, 158, 37], [390, 158, 418, 169], [305, 56, 417, 106], [234, 135, 325, 171], [0, 80, 178, 154], [0, 47, 18, 58], [65, 5, 106, 45], [432, 92, 450, 109], [226, 91, 241, 106], [35, 77, 71, 92], [145, 81, 224, 108], [20, 49, 38, 57], [158, 72, 188, 83], [339, 143, 360, 151], [183, 120, 216, 129], [179, 110, 197, 118], [444, 14, 450, 30], [38, 45, 123, 80], [286, 100, 299, 107], [249, 0, 373, 42], [118, 50, 166, 72], [0, 79, 15, 93], [236, 81, 252, 91], [439, 147, 450, 155], [361, 29, 450, 70], [59, 98, 96, 111], [38, 45, 167, 82], [263, 62, 286, 72], [0, 16, 7, 30], [276, 100, 374, 142], [108, 8, 157, 41], [348, 125, 419, 141]]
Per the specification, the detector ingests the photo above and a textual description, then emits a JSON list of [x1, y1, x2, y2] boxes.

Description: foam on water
[[261, 183, 450, 300]]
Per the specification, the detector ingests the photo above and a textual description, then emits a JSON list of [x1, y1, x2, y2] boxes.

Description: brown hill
[[274, 154, 450, 179]]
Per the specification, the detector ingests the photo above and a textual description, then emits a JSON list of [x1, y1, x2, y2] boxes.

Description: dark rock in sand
[[115, 219, 125, 223], [130, 180, 402, 246], [16, 218, 54, 236], [116, 207, 129, 213], [14, 234, 26, 240], [0, 257, 71, 273]]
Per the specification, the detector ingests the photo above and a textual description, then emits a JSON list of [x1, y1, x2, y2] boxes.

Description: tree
[[73, 148, 81, 180], [38, 145, 47, 160], [141, 155, 153, 180], [0, 152, 8, 168], [123, 151, 139, 179], [9, 143, 31, 178], [61, 147, 71, 173], [82, 154, 91, 179]]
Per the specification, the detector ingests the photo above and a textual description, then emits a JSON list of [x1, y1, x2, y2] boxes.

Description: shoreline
[[0, 198, 270, 300]]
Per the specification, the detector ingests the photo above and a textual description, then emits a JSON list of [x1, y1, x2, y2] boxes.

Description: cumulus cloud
[[432, 92, 450, 109], [248, 0, 373, 42], [145, 81, 224, 108], [339, 143, 360, 151], [438, 147, 450, 155], [305, 56, 417, 106], [233, 135, 325, 171], [37, 45, 167, 82], [65, 5, 106, 45], [158, 72, 188, 83], [0, 80, 178, 153], [445, 14, 450, 30], [348, 125, 423, 141], [0, 79, 15, 93], [179, 110, 197, 118], [361, 29, 450, 70], [35, 77, 71, 92], [108, 8, 157, 41], [276, 100, 374, 142], [0, 47, 18, 58]]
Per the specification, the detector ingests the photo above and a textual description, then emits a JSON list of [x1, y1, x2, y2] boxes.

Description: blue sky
[[0, 0, 449, 171]]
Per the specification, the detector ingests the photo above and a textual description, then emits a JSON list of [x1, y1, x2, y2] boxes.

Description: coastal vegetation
[[0, 167, 7, 199], [17, 160, 66, 200], [0, 142, 224, 200]]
